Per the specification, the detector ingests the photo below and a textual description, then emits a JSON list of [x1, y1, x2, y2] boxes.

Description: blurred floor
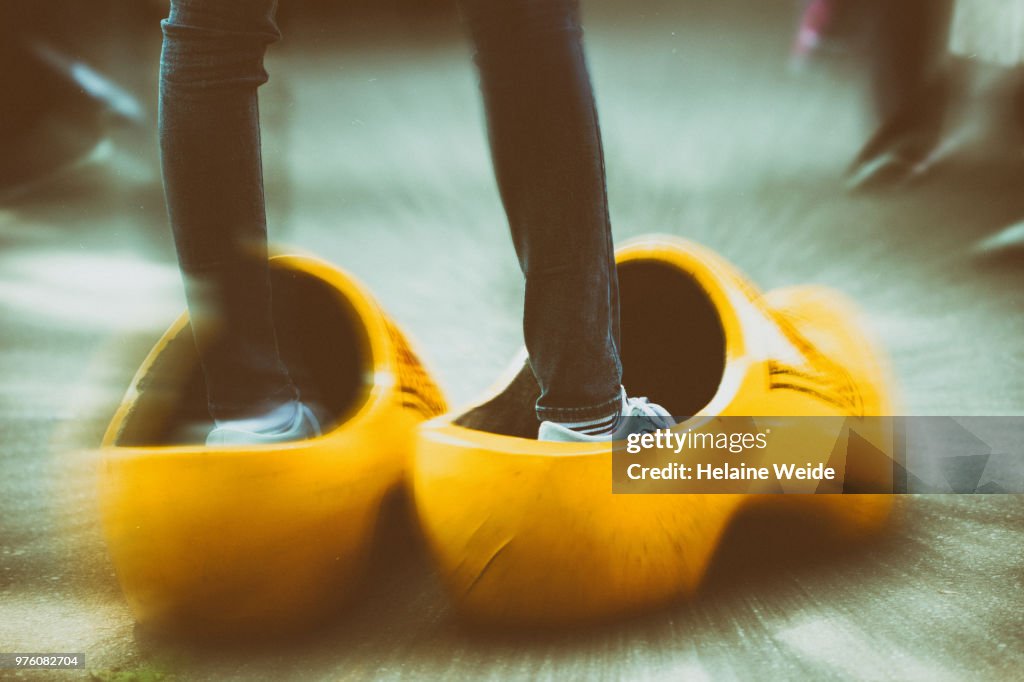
[[0, 1, 1022, 679]]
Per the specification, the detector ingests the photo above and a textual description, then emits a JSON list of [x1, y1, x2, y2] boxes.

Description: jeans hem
[[535, 390, 621, 423], [208, 381, 298, 422]]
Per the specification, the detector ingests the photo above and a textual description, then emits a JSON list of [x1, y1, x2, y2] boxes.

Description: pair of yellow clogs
[[99, 236, 897, 633]]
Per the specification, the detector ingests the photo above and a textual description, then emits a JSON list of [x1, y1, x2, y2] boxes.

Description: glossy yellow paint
[[412, 236, 897, 626], [99, 254, 445, 633]]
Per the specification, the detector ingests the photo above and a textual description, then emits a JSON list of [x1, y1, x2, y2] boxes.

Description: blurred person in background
[[788, 0, 954, 190], [0, 3, 142, 198], [844, 0, 955, 190], [159, 0, 673, 446], [846, 0, 1024, 199], [952, 0, 1024, 255]]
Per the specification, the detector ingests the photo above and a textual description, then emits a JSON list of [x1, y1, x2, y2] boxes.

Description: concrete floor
[[1, 1, 1022, 679]]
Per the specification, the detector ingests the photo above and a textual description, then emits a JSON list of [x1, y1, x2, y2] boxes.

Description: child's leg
[[159, 0, 299, 424], [460, 0, 624, 429]]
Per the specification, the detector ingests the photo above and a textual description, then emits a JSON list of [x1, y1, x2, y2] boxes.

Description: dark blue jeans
[[160, 0, 621, 423]]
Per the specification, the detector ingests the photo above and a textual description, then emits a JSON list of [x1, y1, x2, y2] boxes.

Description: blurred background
[[0, 0, 1022, 679]]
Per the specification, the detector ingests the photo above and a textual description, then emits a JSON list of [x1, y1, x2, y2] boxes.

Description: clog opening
[[113, 265, 374, 446], [456, 257, 727, 438]]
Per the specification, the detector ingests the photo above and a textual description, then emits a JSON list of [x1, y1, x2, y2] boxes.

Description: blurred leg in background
[[846, 0, 954, 190]]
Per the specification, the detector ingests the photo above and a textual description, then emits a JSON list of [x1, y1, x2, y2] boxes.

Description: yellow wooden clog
[[99, 253, 445, 633], [412, 236, 897, 626]]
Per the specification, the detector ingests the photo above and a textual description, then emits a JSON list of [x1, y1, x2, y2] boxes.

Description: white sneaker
[[537, 387, 675, 442], [206, 400, 321, 446]]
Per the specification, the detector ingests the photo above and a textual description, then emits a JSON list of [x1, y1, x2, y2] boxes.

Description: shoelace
[[625, 396, 675, 428]]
